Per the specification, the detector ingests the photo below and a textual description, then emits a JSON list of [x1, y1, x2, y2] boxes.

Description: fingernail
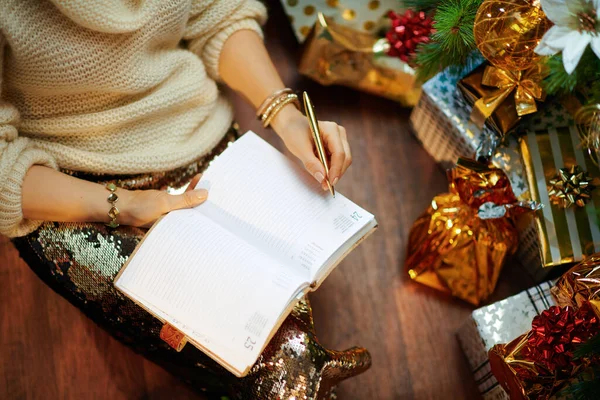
[[195, 189, 208, 200], [314, 171, 325, 183], [332, 177, 339, 186]]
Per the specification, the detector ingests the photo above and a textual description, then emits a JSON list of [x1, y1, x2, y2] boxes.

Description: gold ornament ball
[[473, 0, 551, 71]]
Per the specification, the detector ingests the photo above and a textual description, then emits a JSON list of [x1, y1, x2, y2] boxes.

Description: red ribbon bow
[[523, 303, 599, 371]]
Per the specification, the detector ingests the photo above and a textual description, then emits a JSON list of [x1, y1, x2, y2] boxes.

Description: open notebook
[[114, 131, 377, 377]]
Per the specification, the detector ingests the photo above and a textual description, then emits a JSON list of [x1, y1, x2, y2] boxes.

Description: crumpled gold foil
[[298, 13, 420, 107], [405, 158, 539, 305], [458, 63, 546, 136], [552, 254, 600, 317]]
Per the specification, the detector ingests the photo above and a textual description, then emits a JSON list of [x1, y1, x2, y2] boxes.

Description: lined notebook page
[[195, 132, 374, 278], [115, 209, 305, 374]]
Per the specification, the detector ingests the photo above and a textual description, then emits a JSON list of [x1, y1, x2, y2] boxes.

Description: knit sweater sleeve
[[0, 33, 57, 238], [183, 0, 267, 81]]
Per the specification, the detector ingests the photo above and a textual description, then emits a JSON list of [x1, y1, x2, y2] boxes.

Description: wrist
[[270, 103, 304, 138], [92, 184, 131, 226]]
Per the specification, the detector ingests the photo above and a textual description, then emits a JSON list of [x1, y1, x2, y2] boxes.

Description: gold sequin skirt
[[11, 127, 371, 399]]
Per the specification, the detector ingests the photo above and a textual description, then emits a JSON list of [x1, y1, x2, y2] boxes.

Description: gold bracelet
[[256, 88, 293, 117], [105, 183, 120, 228], [259, 93, 296, 124], [262, 94, 301, 128]]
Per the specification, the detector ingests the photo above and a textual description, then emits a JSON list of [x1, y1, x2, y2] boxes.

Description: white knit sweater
[[0, 0, 267, 237]]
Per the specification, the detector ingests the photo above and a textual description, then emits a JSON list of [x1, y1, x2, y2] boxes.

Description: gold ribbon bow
[[471, 65, 546, 129]]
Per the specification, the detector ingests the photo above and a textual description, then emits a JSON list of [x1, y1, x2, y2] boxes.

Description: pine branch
[[543, 49, 600, 104], [414, 0, 482, 81], [557, 366, 600, 400], [574, 333, 600, 360]]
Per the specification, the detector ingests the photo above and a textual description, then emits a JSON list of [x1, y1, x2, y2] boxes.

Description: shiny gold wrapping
[[488, 303, 599, 400], [520, 125, 600, 267], [552, 254, 600, 317], [488, 333, 542, 400], [405, 158, 534, 305], [488, 331, 580, 400], [459, 64, 532, 136], [298, 13, 420, 107], [489, 254, 600, 400]]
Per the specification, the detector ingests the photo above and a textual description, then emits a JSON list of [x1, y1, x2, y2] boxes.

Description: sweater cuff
[[203, 17, 265, 82], [0, 147, 57, 238]]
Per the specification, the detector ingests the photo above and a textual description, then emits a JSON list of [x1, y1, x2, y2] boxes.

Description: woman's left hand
[[271, 105, 352, 191]]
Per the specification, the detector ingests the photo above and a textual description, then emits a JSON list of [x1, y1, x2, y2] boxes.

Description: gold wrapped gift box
[[458, 64, 521, 136], [520, 125, 600, 267], [298, 13, 420, 107], [458, 63, 546, 137]]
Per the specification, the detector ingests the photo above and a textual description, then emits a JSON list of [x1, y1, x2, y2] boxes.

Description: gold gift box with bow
[[520, 123, 600, 267], [298, 13, 420, 107], [458, 63, 546, 136]]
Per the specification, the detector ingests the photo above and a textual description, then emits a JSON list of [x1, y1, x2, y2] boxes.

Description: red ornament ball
[[386, 10, 434, 63]]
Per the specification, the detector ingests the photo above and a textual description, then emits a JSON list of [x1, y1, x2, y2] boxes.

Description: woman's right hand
[[118, 174, 208, 228]]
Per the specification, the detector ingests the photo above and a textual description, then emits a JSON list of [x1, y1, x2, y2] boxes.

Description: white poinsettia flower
[[535, 0, 600, 74]]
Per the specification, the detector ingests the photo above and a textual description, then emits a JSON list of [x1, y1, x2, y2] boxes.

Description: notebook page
[[195, 131, 375, 279], [115, 209, 305, 373]]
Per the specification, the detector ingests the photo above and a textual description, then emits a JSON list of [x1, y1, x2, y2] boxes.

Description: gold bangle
[[256, 88, 294, 117], [105, 183, 120, 228], [262, 95, 301, 128], [259, 93, 297, 124]]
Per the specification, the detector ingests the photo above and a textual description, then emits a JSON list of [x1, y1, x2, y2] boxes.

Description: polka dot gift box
[[281, 0, 402, 42]]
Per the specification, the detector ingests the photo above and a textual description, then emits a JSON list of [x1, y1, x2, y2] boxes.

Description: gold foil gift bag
[[298, 13, 420, 107], [405, 158, 539, 305]]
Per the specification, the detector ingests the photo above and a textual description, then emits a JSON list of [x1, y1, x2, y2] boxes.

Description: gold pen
[[303, 92, 335, 197]]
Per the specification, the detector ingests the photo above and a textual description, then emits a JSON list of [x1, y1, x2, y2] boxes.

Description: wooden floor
[[0, 2, 535, 399]]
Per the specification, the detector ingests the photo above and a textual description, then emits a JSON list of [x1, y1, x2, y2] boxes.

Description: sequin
[[11, 127, 371, 399]]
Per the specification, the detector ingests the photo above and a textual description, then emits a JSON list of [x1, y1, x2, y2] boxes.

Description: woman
[[0, 0, 370, 398]]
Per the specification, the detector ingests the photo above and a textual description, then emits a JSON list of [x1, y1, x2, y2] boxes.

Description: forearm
[[21, 166, 208, 228], [218, 29, 298, 132], [22, 166, 108, 223], [218, 29, 352, 189]]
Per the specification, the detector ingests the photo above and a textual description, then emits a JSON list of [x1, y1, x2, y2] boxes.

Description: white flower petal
[[535, 26, 577, 55], [562, 33, 592, 74], [590, 36, 600, 60], [540, 0, 573, 25]]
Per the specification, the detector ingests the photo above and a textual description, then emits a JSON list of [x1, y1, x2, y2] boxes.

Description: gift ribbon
[[470, 65, 546, 130], [489, 302, 600, 400]]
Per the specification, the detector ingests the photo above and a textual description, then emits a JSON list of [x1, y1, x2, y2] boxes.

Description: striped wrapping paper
[[457, 281, 555, 399], [520, 123, 600, 267]]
